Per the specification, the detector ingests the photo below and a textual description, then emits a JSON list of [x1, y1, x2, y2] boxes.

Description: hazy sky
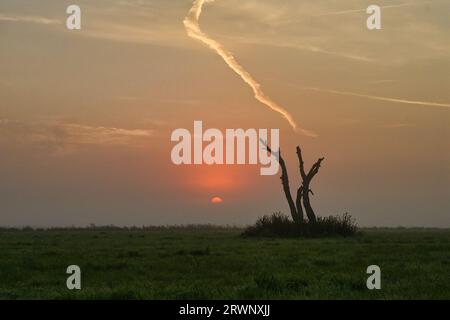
[[0, 0, 449, 227]]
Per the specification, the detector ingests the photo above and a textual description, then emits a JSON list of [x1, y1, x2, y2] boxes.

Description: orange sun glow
[[210, 196, 223, 204]]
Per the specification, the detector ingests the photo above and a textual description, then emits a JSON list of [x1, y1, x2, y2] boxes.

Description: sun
[[210, 196, 223, 204]]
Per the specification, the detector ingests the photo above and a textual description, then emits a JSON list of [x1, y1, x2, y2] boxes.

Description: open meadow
[[1, 227, 449, 299]]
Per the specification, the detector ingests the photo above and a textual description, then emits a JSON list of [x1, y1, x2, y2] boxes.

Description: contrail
[[316, 1, 432, 17], [303, 87, 450, 109], [183, 0, 317, 137]]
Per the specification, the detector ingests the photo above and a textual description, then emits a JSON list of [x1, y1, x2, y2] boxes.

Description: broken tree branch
[[264, 141, 300, 223]]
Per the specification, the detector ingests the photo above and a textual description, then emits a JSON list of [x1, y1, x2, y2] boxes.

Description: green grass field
[[1, 227, 449, 299]]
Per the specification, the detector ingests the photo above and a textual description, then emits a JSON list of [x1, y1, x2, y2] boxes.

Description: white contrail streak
[[183, 0, 317, 137], [316, 1, 432, 17], [303, 87, 450, 109]]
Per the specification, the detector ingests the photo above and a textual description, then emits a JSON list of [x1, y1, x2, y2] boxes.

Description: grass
[[242, 212, 358, 238], [0, 227, 449, 299]]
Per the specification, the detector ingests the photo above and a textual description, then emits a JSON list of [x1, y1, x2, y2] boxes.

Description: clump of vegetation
[[249, 144, 358, 237], [242, 212, 358, 238]]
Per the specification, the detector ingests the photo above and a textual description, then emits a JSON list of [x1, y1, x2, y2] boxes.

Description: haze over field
[[0, 0, 449, 227]]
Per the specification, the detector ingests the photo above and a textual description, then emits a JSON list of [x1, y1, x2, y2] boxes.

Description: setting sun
[[210, 196, 223, 204]]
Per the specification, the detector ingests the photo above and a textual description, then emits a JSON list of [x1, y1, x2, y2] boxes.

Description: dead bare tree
[[265, 142, 324, 224], [296, 146, 324, 224], [266, 145, 301, 223]]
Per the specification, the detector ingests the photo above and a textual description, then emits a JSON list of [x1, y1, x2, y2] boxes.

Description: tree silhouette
[[265, 143, 324, 224]]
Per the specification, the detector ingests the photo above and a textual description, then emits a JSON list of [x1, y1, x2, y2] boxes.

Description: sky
[[0, 0, 449, 227]]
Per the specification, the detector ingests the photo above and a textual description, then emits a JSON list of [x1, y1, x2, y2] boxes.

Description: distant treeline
[[0, 224, 244, 232], [0, 225, 447, 232]]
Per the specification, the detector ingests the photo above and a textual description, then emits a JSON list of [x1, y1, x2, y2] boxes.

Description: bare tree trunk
[[296, 147, 324, 224], [295, 186, 304, 222], [302, 183, 316, 223], [279, 155, 300, 223], [265, 144, 300, 223]]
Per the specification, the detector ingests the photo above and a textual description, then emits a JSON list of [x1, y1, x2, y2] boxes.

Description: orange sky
[[0, 0, 449, 227]]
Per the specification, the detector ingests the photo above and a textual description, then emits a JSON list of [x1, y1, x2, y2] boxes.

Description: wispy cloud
[[213, 0, 449, 66], [0, 7, 187, 48], [0, 119, 154, 155], [302, 87, 450, 109], [82, 22, 186, 47], [60, 123, 154, 144], [219, 34, 375, 63], [315, 1, 432, 17], [0, 14, 61, 25]]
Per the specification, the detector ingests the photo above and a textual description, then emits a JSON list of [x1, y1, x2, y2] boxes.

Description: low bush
[[242, 212, 358, 238]]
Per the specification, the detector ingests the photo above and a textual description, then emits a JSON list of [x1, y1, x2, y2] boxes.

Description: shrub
[[242, 212, 358, 238]]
